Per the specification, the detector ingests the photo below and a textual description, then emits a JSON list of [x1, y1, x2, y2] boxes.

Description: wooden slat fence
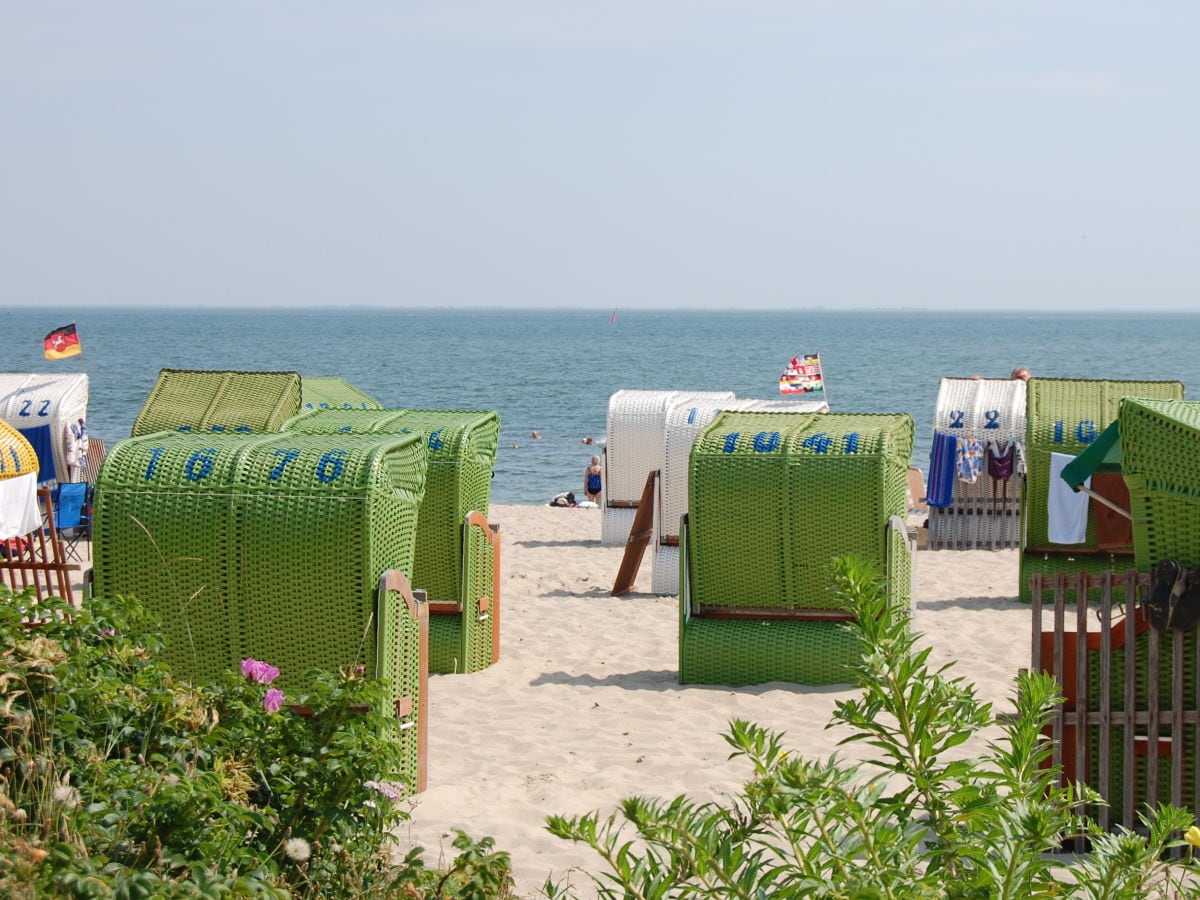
[[1031, 569, 1198, 839], [0, 487, 79, 606]]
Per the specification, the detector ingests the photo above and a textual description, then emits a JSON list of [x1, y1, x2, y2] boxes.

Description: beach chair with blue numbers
[[282, 407, 502, 675], [678, 411, 915, 686], [926, 377, 1026, 551], [1019, 378, 1184, 603], [91, 429, 431, 794]]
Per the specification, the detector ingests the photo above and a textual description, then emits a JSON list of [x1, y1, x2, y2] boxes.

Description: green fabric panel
[[1059, 420, 1122, 489]]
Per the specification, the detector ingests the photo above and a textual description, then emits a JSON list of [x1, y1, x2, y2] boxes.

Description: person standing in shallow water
[[584, 455, 603, 503]]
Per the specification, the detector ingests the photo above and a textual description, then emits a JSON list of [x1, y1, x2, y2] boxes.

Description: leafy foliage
[[0, 585, 513, 898], [547, 555, 1200, 898]]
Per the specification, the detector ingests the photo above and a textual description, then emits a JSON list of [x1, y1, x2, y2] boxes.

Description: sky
[[3, 2, 1198, 312]]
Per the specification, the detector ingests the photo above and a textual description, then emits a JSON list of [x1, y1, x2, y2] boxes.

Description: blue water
[[2, 306, 1198, 504]]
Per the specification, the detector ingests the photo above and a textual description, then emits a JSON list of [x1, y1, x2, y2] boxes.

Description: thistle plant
[[547, 556, 1198, 898]]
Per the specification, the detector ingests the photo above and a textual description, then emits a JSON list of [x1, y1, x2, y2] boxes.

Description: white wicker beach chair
[[600, 389, 736, 547], [650, 396, 830, 594], [927, 377, 1027, 550]]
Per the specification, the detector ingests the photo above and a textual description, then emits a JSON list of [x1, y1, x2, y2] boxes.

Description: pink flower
[[263, 689, 285, 713], [241, 658, 280, 685]]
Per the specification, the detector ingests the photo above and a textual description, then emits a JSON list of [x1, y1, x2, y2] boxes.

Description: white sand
[[398, 504, 1032, 898]]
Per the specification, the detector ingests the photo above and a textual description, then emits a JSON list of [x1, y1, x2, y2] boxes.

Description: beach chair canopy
[[689, 410, 914, 610], [130, 369, 303, 437], [605, 389, 737, 504], [1023, 377, 1184, 551], [0, 373, 90, 483], [283, 406, 502, 674], [284, 407, 500, 603], [93, 429, 428, 688], [301, 376, 381, 411]]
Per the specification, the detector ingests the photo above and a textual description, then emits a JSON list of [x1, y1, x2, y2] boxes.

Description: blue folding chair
[[53, 481, 91, 562]]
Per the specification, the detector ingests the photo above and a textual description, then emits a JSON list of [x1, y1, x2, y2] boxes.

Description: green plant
[[0, 584, 514, 898], [547, 556, 1198, 898]]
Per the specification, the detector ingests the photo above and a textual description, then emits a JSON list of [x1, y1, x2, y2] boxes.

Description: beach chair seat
[[678, 411, 914, 686]]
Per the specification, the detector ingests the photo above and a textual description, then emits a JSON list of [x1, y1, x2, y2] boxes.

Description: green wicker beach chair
[[1117, 397, 1200, 573], [91, 429, 430, 792], [1019, 378, 1184, 602], [130, 369, 303, 437], [283, 407, 501, 674], [679, 411, 914, 686], [301, 376, 382, 411]]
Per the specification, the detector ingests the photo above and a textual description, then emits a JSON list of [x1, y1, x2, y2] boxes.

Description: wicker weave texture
[[376, 574, 427, 793], [932, 377, 1026, 441], [927, 377, 1026, 550], [0, 373, 90, 482], [601, 390, 736, 545], [1119, 399, 1200, 572], [689, 411, 913, 610], [285, 408, 499, 604], [301, 377, 382, 410], [1023, 378, 1183, 550], [426, 513, 499, 674], [1018, 550, 1133, 604], [660, 397, 828, 543], [131, 369, 303, 437], [92, 431, 428, 701], [1119, 399, 1200, 498], [679, 616, 862, 686], [0, 420, 39, 480]]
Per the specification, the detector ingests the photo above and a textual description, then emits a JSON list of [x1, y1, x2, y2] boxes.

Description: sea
[[3, 306, 1198, 505]]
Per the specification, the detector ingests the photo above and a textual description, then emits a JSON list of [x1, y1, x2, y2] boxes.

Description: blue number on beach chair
[[802, 433, 833, 454], [752, 431, 780, 453], [984, 410, 1000, 428], [1053, 421, 1064, 443], [145, 447, 166, 480], [948, 410, 965, 428], [316, 450, 346, 483], [1077, 420, 1097, 443], [428, 429, 445, 452], [185, 449, 217, 481], [269, 448, 301, 480], [843, 432, 859, 454], [722, 432, 740, 454]]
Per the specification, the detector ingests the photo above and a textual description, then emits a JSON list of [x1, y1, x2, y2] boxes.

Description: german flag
[[44, 323, 82, 360]]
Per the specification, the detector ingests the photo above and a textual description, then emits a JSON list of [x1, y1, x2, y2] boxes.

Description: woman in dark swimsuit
[[584, 455, 603, 503]]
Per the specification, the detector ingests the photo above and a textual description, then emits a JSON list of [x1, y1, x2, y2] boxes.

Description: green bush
[[0, 585, 513, 898], [547, 556, 1200, 898]]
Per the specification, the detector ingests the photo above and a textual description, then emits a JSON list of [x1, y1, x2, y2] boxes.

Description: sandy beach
[[398, 503, 1032, 898]]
